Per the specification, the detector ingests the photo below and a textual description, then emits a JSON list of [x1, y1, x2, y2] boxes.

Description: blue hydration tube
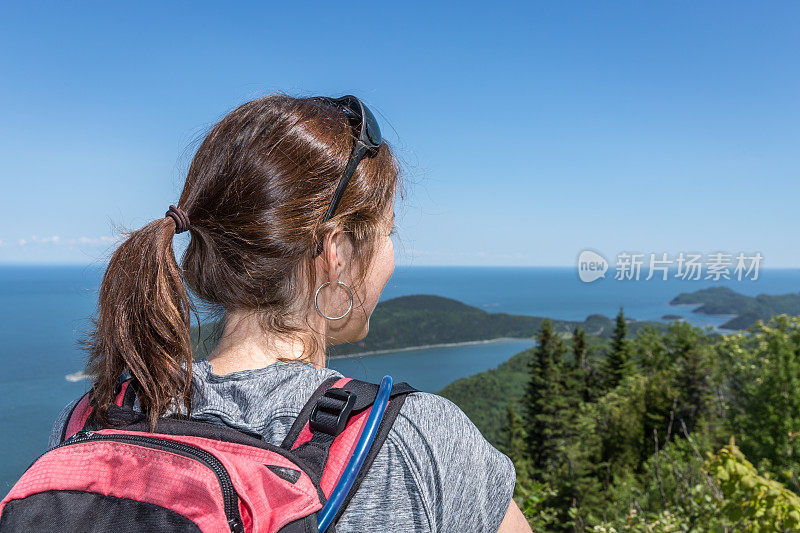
[[317, 374, 393, 533]]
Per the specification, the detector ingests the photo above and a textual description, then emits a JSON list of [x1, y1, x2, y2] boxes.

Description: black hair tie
[[165, 205, 191, 234]]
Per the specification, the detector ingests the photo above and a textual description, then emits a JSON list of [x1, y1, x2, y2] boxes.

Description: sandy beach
[[327, 336, 535, 359]]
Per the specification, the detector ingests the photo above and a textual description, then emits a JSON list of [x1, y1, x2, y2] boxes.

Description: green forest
[[441, 311, 800, 532]]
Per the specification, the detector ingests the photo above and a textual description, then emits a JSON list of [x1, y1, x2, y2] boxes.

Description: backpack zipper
[[46, 430, 244, 532]]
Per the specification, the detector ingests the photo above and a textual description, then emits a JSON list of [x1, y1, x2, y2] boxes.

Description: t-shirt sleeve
[[393, 392, 517, 533], [47, 397, 81, 449]]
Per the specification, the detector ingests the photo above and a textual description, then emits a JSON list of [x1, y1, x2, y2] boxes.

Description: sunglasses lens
[[361, 104, 382, 147], [313, 94, 382, 149]]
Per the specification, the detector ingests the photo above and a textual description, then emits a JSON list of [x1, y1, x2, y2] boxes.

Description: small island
[[670, 287, 800, 330]]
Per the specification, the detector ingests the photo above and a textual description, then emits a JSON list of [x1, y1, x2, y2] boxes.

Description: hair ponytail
[[84, 213, 195, 432]]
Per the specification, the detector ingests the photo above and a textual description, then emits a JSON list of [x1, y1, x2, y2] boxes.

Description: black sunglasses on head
[[310, 95, 383, 256]]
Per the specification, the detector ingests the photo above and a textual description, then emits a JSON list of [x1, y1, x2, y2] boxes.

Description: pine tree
[[605, 307, 632, 389], [666, 321, 712, 435], [523, 319, 577, 477], [573, 326, 587, 372], [572, 326, 597, 403], [504, 402, 530, 480]]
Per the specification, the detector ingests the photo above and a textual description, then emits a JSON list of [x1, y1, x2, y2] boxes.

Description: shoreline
[[327, 336, 535, 359], [63, 336, 536, 381]]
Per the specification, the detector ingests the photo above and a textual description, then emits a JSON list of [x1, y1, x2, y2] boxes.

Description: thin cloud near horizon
[[15, 235, 122, 247]]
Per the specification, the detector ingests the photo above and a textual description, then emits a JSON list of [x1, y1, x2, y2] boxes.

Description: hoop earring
[[314, 281, 353, 320]]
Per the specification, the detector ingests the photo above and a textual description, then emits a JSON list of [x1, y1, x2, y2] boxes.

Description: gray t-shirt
[[48, 359, 516, 532]]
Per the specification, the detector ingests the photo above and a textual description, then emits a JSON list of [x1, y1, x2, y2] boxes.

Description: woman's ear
[[318, 228, 353, 285]]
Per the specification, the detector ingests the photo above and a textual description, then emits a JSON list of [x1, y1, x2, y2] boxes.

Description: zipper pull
[[72, 430, 95, 439], [228, 516, 244, 532]]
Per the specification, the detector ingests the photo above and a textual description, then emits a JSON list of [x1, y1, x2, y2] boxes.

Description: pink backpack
[[0, 374, 418, 532]]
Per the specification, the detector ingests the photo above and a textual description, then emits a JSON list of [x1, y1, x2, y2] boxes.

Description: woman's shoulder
[[389, 390, 515, 486], [399, 389, 470, 413], [386, 390, 517, 532], [390, 390, 507, 460], [395, 390, 473, 431]]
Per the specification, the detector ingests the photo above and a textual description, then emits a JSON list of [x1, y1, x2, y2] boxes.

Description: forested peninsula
[[190, 294, 668, 359], [670, 286, 800, 330]]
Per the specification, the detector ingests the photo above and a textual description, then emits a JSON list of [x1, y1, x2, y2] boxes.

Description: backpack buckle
[[309, 388, 357, 436]]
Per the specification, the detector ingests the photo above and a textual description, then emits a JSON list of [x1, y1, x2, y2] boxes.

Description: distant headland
[[669, 286, 800, 330], [190, 294, 668, 361]]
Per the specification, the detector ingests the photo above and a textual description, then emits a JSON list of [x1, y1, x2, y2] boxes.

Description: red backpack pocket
[[0, 428, 323, 533]]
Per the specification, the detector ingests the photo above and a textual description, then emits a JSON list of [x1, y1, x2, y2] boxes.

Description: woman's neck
[[205, 309, 325, 375]]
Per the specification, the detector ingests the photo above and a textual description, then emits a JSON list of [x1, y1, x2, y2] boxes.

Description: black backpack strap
[[282, 376, 343, 448], [120, 374, 139, 410], [283, 376, 419, 527], [282, 377, 418, 447]]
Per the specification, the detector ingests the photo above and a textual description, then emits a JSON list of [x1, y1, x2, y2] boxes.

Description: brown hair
[[83, 93, 404, 432]]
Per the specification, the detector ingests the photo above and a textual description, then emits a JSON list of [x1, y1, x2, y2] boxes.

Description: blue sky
[[1, 2, 798, 267]]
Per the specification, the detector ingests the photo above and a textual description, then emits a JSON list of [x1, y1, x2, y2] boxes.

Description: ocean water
[[1, 264, 798, 492], [385, 265, 800, 328], [330, 339, 536, 393]]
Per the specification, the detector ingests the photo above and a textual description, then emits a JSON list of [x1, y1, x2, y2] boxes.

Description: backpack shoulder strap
[[61, 374, 137, 442], [282, 375, 419, 527]]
